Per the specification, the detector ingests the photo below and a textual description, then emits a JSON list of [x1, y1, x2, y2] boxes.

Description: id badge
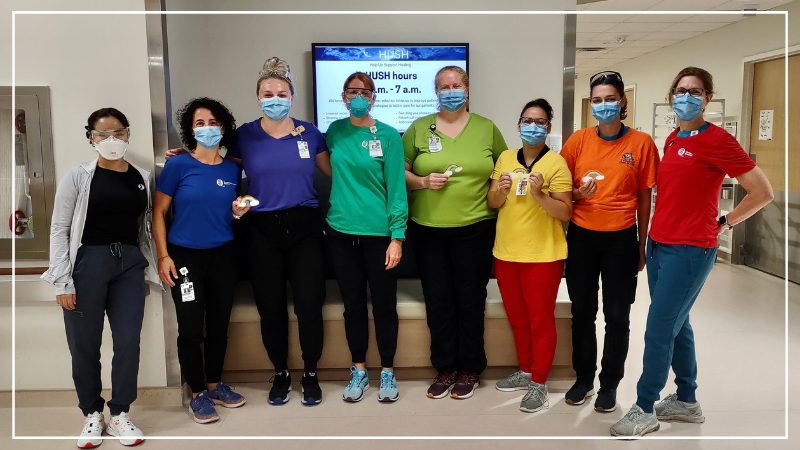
[[298, 141, 310, 159], [428, 135, 442, 152], [369, 140, 383, 157], [180, 282, 195, 302], [516, 176, 529, 196]]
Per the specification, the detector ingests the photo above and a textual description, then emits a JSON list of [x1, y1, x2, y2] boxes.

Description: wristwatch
[[393, 238, 406, 243], [718, 215, 733, 230]]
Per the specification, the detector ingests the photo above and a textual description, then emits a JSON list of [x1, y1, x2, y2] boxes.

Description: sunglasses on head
[[590, 71, 623, 86]]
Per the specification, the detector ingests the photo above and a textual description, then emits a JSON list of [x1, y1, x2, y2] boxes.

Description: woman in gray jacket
[[41, 108, 160, 448]]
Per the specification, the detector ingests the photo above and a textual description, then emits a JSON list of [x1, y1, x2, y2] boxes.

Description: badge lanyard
[[428, 123, 442, 152], [368, 125, 383, 158], [515, 147, 549, 196], [179, 267, 195, 302], [293, 125, 309, 159]]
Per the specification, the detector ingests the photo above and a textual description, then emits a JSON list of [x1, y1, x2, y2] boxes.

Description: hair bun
[[259, 57, 291, 78]]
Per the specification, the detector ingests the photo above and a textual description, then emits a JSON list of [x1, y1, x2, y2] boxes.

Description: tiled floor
[[3, 264, 798, 450]]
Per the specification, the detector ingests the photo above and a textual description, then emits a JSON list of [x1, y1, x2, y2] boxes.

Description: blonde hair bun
[[259, 57, 291, 79]]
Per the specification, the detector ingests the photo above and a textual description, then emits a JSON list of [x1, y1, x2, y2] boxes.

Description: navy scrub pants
[[65, 243, 148, 416], [635, 238, 717, 413]]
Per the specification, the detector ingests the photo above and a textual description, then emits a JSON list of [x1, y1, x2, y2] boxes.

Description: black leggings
[[247, 207, 326, 373], [327, 225, 399, 368], [565, 222, 639, 390], [168, 240, 237, 394]]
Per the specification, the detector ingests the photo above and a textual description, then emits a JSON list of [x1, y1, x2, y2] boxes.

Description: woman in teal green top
[[326, 72, 408, 403], [403, 65, 507, 400]]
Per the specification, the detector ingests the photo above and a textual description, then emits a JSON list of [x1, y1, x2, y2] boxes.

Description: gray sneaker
[[495, 371, 532, 392], [519, 381, 549, 413], [610, 404, 660, 437], [655, 393, 705, 423]]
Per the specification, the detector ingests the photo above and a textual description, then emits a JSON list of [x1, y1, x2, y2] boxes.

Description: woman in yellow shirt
[[487, 99, 573, 413]]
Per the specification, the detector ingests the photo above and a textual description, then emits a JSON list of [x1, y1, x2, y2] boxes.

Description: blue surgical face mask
[[439, 88, 466, 112], [591, 101, 620, 125], [348, 95, 371, 119], [672, 94, 704, 121], [260, 97, 291, 121], [193, 126, 223, 149], [519, 123, 548, 147]]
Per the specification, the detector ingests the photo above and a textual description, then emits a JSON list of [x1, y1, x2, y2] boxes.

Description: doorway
[[743, 53, 799, 282]]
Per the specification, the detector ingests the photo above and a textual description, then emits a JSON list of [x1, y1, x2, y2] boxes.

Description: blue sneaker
[[342, 366, 369, 402], [378, 369, 399, 403], [208, 382, 246, 408], [189, 391, 219, 424]]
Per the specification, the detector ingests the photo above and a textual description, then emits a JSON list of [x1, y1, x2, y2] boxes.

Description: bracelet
[[233, 213, 242, 220], [158, 255, 170, 263]]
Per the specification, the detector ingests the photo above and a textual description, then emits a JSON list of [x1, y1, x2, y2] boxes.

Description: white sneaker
[[77, 411, 104, 448], [106, 412, 145, 446]]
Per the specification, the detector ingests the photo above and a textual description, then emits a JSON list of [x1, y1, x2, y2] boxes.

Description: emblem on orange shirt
[[619, 152, 635, 166], [582, 170, 605, 182]]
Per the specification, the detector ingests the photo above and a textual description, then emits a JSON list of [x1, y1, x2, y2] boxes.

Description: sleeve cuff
[[391, 229, 406, 240]]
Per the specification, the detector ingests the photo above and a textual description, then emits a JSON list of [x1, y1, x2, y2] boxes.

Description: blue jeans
[[635, 238, 717, 413]]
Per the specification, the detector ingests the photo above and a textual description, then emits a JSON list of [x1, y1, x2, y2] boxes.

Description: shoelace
[[435, 372, 456, 385], [380, 372, 395, 389], [456, 372, 478, 385], [347, 367, 366, 389], [509, 371, 525, 385], [194, 394, 215, 411], [217, 383, 236, 396], [113, 412, 136, 431], [522, 385, 549, 409], [83, 415, 103, 434]]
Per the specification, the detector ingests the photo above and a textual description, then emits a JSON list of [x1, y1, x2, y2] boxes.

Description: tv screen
[[312, 43, 469, 134]]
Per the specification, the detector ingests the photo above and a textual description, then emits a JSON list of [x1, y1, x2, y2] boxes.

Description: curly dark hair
[[176, 97, 237, 151], [85, 107, 129, 143]]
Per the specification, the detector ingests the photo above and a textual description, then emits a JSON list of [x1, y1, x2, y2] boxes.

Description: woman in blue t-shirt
[[154, 98, 250, 424], [165, 57, 332, 406]]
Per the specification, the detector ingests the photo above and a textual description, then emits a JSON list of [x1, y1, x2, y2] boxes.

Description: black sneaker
[[268, 371, 291, 405], [565, 382, 595, 405], [594, 388, 617, 412], [301, 372, 322, 406]]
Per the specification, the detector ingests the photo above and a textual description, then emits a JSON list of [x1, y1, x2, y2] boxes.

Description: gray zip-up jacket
[[41, 158, 163, 295]]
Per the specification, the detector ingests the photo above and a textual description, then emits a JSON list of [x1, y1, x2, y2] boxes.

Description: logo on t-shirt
[[216, 179, 235, 187], [677, 148, 694, 158], [619, 153, 635, 166], [443, 164, 463, 176], [137, 184, 145, 191], [581, 171, 605, 182]]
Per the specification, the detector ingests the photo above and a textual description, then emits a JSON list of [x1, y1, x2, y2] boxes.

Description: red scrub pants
[[494, 258, 563, 384]]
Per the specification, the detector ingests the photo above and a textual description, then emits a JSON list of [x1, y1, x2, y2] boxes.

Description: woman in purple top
[[166, 57, 332, 406]]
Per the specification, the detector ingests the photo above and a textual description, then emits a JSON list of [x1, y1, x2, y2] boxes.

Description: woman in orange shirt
[[560, 71, 659, 413]]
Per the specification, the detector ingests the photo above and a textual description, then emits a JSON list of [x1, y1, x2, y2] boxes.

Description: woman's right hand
[[165, 148, 186, 160], [498, 172, 512, 196], [56, 294, 76, 310], [158, 256, 179, 287], [425, 173, 450, 190]]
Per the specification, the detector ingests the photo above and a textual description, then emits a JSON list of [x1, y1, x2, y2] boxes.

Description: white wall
[[165, 0, 577, 148], [1, 0, 168, 391], [573, 1, 800, 146]]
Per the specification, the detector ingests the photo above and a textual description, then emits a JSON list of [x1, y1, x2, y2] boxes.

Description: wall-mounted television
[[312, 43, 469, 134]]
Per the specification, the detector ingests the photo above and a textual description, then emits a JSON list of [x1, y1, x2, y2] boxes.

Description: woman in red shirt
[[611, 67, 774, 437]]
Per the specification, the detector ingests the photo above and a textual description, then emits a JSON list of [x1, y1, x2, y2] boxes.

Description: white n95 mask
[[94, 136, 129, 160]]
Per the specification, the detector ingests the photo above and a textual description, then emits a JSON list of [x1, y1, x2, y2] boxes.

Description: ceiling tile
[[578, 0, 662, 11], [605, 22, 673, 32], [623, 39, 681, 47], [577, 22, 619, 33], [577, 32, 600, 42], [660, 21, 728, 32], [576, 13, 635, 23], [647, 0, 730, 11], [641, 31, 704, 40], [711, 0, 794, 10], [604, 46, 662, 55], [590, 31, 650, 42], [624, 13, 696, 22], [683, 14, 742, 22]]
